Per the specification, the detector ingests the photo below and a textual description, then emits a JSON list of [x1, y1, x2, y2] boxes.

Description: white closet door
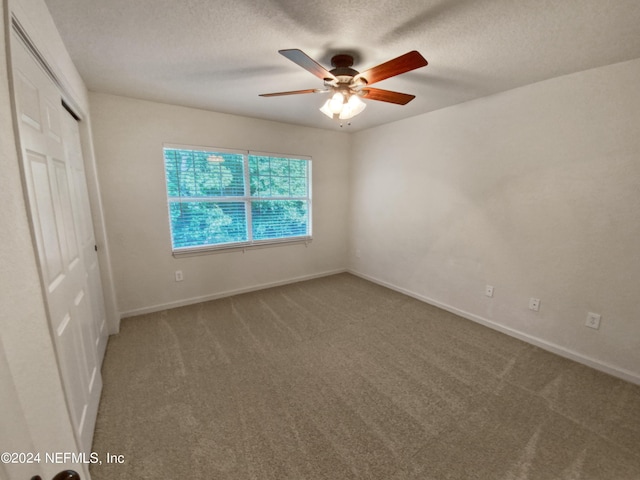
[[12, 32, 106, 455]]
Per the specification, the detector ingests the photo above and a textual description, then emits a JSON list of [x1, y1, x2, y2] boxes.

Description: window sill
[[172, 237, 312, 258]]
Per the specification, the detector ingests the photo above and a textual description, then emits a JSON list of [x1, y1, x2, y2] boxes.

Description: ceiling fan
[[260, 49, 428, 123]]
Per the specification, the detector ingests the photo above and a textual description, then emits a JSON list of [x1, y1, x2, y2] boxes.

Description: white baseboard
[[349, 269, 640, 386], [119, 268, 348, 319]]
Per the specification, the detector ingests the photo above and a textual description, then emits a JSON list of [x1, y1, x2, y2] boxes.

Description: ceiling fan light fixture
[[339, 94, 366, 120], [320, 92, 366, 120]]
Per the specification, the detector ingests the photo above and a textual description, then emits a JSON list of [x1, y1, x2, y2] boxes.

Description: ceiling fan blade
[[355, 51, 427, 85], [279, 49, 337, 81], [361, 88, 416, 105], [259, 88, 324, 97]]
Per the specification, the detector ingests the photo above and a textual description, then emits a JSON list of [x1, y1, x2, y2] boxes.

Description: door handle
[[31, 470, 80, 480]]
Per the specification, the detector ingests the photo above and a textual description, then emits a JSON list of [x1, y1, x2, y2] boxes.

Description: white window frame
[[163, 144, 312, 256]]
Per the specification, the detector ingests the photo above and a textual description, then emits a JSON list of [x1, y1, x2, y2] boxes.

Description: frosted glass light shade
[[319, 99, 335, 118], [329, 92, 345, 114], [339, 95, 366, 120]]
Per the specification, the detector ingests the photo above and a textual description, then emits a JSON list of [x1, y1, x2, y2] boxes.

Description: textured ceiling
[[43, 0, 640, 131]]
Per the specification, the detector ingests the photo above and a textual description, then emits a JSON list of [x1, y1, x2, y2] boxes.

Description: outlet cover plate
[[586, 312, 601, 330], [485, 285, 494, 297], [529, 298, 540, 312]]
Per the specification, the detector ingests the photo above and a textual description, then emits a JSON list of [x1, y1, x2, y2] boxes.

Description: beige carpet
[[90, 273, 640, 479]]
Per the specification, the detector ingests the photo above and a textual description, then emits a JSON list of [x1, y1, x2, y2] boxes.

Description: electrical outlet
[[175, 270, 183, 282], [529, 297, 540, 312], [485, 285, 494, 297], [586, 312, 601, 330]]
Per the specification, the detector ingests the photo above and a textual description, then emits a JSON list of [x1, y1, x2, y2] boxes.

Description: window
[[163, 145, 311, 253]]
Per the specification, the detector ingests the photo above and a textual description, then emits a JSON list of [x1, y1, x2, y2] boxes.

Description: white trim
[[120, 268, 347, 318], [172, 236, 311, 257], [349, 269, 640, 386]]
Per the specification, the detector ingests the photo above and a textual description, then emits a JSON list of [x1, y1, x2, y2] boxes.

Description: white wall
[[89, 93, 351, 317], [349, 59, 640, 382]]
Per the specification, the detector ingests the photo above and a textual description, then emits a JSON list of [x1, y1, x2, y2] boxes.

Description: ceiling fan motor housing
[[329, 54, 360, 78]]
